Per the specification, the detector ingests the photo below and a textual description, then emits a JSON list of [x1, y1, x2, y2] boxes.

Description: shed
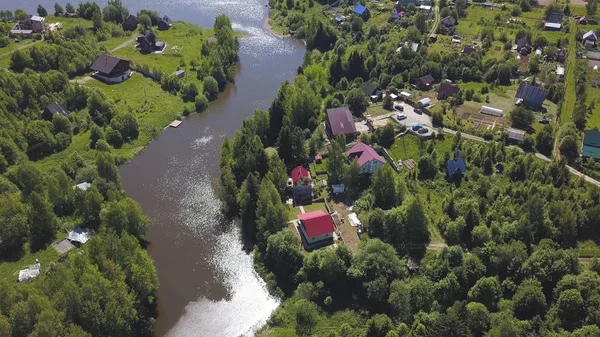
[[73, 182, 92, 191], [400, 91, 412, 100], [583, 30, 597, 43], [18, 261, 41, 283], [418, 97, 431, 107], [67, 227, 94, 245], [332, 184, 345, 194], [462, 45, 475, 55], [173, 70, 185, 78], [42, 101, 69, 120], [516, 83, 547, 110], [556, 66, 565, 80], [507, 128, 526, 142], [480, 105, 503, 117]]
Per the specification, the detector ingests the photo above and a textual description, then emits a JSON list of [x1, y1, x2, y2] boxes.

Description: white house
[[297, 210, 335, 245], [556, 66, 565, 80], [345, 142, 386, 175]]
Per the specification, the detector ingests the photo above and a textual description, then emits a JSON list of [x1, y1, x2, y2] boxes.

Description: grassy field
[[34, 71, 186, 171], [366, 104, 393, 117], [561, 19, 578, 126], [302, 201, 329, 214], [0, 243, 60, 284]]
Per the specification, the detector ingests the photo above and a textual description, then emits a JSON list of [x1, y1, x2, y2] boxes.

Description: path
[[0, 40, 43, 65], [427, 242, 448, 250], [425, 3, 440, 44], [554, 19, 578, 156], [110, 37, 136, 52]]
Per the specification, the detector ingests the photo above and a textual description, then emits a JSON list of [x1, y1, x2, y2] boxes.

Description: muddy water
[[0, 0, 306, 335]]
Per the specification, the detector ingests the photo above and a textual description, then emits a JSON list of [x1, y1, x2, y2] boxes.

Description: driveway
[[391, 102, 437, 137]]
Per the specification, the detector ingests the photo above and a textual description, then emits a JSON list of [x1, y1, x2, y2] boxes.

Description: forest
[[219, 0, 600, 336], [0, 2, 238, 336]]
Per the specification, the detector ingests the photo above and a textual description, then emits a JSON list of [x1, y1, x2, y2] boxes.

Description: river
[[0, 0, 305, 335]]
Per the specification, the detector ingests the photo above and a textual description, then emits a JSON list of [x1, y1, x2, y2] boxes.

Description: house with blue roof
[[515, 83, 547, 110], [582, 130, 600, 160], [354, 4, 370, 19], [447, 152, 466, 177]]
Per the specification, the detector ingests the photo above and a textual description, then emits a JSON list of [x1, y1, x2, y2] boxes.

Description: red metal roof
[[345, 142, 385, 167], [326, 107, 357, 137], [291, 166, 309, 184], [297, 210, 335, 237]]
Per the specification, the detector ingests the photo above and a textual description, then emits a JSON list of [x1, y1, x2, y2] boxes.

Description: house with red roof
[[326, 107, 358, 140], [291, 166, 310, 185], [346, 142, 386, 175], [297, 210, 335, 246]]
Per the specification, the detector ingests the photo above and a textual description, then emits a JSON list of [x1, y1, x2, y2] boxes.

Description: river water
[[0, 0, 305, 335]]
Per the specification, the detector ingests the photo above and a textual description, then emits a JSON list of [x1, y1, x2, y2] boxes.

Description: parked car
[[412, 124, 423, 131], [538, 118, 550, 124], [395, 105, 404, 111], [417, 127, 428, 134], [397, 113, 407, 120], [414, 108, 423, 114]]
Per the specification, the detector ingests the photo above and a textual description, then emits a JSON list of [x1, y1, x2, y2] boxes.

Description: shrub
[[195, 94, 209, 112]]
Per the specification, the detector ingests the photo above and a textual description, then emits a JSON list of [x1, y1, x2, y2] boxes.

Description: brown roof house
[[158, 16, 173, 30], [437, 83, 460, 100], [516, 36, 532, 55], [41, 102, 69, 121], [122, 15, 138, 31], [326, 107, 358, 140], [90, 54, 131, 84], [10, 14, 46, 36], [417, 74, 435, 90], [137, 31, 166, 54]]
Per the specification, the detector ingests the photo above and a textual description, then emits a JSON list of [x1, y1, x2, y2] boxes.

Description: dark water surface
[[0, 0, 305, 335]]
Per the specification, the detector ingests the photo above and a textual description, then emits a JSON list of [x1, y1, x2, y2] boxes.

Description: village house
[[580, 16, 588, 25], [544, 12, 562, 31], [173, 70, 185, 78], [345, 142, 385, 175], [429, 34, 438, 43], [462, 45, 476, 55], [353, 4, 370, 20], [516, 36, 532, 55], [137, 31, 166, 53], [437, 83, 460, 100], [438, 16, 456, 35], [291, 166, 310, 185], [360, 82, 381, 102], [557, 49, 566, 63], [122, 14, 138, 31], [90, 54, 132, 83], [158, 16, 173, 30], [325, 107, 358, 140], [446, 151, 466, 177], [556, 66, 565, 81], [297, 210, 335, 247], [391, 3, 405, 20], [417, 74, 435, 90], [515, 83, 547, 110], [583, 30, 597, 48], [10, 14, 46, 36], [582, 130, 600, 160], [41, 102, 70, 121]]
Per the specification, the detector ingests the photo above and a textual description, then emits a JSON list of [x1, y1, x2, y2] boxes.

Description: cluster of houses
[[391, 0, 432, 20], [122, 14, 173, 31]]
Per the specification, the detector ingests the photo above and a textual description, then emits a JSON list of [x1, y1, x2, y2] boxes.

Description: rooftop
[[326, 107, 357, 137], [291, 166, 310, 184], [346, 141, 385, 167], [297, 210, 335, 237]]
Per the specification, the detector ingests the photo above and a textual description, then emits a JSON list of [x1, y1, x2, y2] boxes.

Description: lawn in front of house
[[302, 201, 329, 214], [366, 104, 393, 117], [34, 73, 186, 171]]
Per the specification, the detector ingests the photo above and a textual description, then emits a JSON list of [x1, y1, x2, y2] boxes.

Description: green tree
[[345, 88, 369, 116], [265, 231, 304, 285], [65, 3, 75, 13], [76, 185, 104, 230], [295, 299, 318, 336], [365, 314, 393, 337], [54, 3, 64, 16], [138, 13, 151, 29], [255, 179, 287, 243], [587, 0, 597, 16], [535, 124, 554, 156], [327, 135, 346, 185], [418, 154, 437, 179], [203, 76, 219, 101], [557, 289, 585, 331], [0, 193, 28, 255], [513, 278, 546, 320], [372, 165, 397, 209], [37, 5, 48, 17], [195, 93, 209, 112], [466, 302, 490, 337], [510, 106, 534, 129], [467, 277, 501, 310], [237, 173, 260, 237], [404, 198, 430, 246]]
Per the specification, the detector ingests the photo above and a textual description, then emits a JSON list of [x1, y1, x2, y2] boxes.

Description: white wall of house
[[94, 70, 132, 84], [358, 159, 385, 175], [300, 224, 333, 243]]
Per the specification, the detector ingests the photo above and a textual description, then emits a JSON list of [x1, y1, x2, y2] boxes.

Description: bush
[[195, 94, 209, 112]]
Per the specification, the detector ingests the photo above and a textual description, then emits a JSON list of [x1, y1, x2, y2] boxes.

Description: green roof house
[[582, 130, 600, 160]]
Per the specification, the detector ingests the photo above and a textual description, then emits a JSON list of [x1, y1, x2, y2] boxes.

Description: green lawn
[[586, 70, 600, 129], [112, 21, 214, 91], [34, 73, 186, 171], [561, 19, 578, 126], [366, 104, 393, 117], [302, 201, 328, 214], [0, 243, 60, 284]]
